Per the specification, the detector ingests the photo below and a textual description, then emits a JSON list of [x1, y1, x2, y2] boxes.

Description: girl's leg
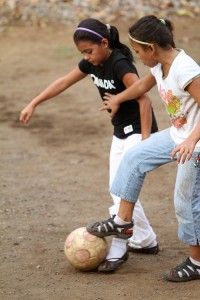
[[110, 129, 175, 203], [174, 152, 200, 246], [109, 134, 157, 250], [190, 245, 200, 261], [87, 129, 175, 272], [98, 136, 130, 270], [164, 152, 200, 281]]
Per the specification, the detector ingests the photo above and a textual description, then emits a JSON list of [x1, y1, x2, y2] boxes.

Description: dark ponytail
[[109, 24, 134, 62], [129, 15, 175, 48], [73, 18, 134, 62]]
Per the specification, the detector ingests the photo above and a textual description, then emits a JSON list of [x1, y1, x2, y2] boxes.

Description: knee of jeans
[[174, 197, 191, 225]]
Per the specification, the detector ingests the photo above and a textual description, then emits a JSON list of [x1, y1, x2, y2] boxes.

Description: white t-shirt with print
[[151, 49, 200, 150]]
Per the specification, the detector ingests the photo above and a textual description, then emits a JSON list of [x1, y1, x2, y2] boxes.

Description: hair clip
[[160, 18, 166, 25], [106, 24, 111, 32]]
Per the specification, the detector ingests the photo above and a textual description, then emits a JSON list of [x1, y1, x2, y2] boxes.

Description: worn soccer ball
[[64, 227, 108, 271]]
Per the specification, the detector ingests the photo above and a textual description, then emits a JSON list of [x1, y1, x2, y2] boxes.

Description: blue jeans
[[110, 128, 200, 245]]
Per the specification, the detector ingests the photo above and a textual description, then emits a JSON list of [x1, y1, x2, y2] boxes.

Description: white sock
[[114, 215, 132, 225], [190, 257, 200, 266], [106, 238, 127, 261], [147, 240, 158, 248], [128, 239, 157, 249]]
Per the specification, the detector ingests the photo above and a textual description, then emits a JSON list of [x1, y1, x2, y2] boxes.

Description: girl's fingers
[[19, 114, 25, 123], [103, 93, 113, 101], [20, 112, 29, 124], [187, 152, 192, 161], [171, 148, 193, 164], [103, 96, 110, 101], [180, 153, 187, 164], [170, 149, 176, 160], [99, 106, 108, 111]]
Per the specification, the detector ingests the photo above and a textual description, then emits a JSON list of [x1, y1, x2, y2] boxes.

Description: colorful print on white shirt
[[151, 49, 200, 148]]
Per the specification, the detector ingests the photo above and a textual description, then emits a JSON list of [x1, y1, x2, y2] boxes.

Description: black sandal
[[164, 257, 200, 282], [86, 217, 133, 239], [98, 251, 129, 272]]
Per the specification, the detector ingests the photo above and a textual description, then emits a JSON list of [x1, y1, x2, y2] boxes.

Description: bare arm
[[137, 94, 153, 140], [171, 77, 200, 163], [122, 73, 152, 140], [101, 73, 156, 119], [20, 66, 87, 124]]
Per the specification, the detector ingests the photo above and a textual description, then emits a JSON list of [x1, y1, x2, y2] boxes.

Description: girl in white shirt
[[87, 15, 200, 282]]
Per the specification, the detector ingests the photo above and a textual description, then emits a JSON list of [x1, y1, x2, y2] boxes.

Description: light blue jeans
[[110, 128, 200, 245]]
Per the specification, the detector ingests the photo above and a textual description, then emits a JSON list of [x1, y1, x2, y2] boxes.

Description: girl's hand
[[100, 93, 120, 119], [20, 104, 35, 124], [170, 139, 196, 164]]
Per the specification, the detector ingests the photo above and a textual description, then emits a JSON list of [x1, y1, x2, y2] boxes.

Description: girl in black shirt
[[20, 18, 159, 272]]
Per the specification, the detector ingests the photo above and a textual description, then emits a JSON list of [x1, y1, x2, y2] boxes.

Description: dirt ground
[[0, 17, 200, 300]]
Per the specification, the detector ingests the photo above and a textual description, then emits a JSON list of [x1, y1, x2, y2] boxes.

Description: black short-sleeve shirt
[[79, 50, 158, 138]]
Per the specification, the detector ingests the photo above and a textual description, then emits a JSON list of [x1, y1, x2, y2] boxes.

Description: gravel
[[0, 0, 199, 27]]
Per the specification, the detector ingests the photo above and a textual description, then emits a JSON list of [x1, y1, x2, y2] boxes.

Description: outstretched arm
[[20, 66, 87, 124], [101, 73, 156, 119]]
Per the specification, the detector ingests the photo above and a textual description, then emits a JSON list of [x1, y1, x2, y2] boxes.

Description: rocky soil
[[0, 0, 199, 28]]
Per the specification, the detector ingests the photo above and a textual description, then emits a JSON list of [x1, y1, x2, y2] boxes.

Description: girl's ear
[[152, 44, 160, 57], [147, 45, 154, 52], [101, 38, 109, 48], [147, 44, 157, 56]]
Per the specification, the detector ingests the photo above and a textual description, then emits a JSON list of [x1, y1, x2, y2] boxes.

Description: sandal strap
[[93, 217, 133, 233], [87, 217, 133, 239], [171, 258, 200, 279]]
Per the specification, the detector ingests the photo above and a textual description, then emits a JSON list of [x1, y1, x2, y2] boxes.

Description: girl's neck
[[101, 49, 112, 65], [160, 48, 180, 78]]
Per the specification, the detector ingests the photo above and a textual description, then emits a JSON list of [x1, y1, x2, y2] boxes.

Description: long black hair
[[129, 15, 175, 49], [73, 18, 134, 62]]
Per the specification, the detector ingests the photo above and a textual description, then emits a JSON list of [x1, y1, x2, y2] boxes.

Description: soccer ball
[[64, 227, 108, 271]]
